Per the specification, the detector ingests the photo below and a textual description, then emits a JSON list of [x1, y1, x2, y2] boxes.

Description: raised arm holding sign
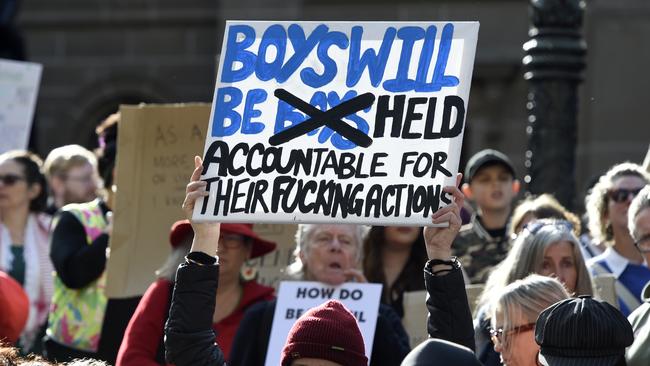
[[165, 156, 473, 366], [166, 19, 480, 366]]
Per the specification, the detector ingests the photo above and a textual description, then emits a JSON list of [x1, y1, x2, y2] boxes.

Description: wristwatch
[[185, 251, 218, 266], [425, 256, 461, 274]]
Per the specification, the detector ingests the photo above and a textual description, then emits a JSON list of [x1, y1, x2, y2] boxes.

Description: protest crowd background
[[2, 1, 650, 366]]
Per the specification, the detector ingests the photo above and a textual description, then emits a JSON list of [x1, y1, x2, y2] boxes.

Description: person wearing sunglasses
[[0, 150, 53, 354], [585, 162, 650, 316], [474, 219, 593, 366], [489, 274, 570, 366]]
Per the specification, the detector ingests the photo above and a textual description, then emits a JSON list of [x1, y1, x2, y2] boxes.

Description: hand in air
[[423, 173, 465, 260], [182, 156, 220, 255]]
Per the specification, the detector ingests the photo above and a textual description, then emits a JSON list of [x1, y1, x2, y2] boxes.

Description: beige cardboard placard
[[106, 103, 210, 298], [106, 103, 299, 298]]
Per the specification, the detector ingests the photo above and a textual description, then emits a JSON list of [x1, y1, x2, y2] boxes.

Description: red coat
[[116, 278, 274, 366]]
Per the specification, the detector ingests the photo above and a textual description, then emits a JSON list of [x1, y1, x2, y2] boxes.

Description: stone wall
[[15, 0, 650, 209]]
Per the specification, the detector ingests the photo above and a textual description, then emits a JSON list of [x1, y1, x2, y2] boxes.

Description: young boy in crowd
[[452, 149, 520, 283]]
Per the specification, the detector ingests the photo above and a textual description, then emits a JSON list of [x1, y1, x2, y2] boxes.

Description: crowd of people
[[1, 111, 650, 366]]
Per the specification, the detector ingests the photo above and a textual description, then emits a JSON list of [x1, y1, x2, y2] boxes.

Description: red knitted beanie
[[281, 300, 368, 366]]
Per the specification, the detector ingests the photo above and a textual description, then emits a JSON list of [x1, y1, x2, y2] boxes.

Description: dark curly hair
[[0, 150, 48, 212]]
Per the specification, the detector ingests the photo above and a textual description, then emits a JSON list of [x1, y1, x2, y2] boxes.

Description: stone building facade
[[14, 0, 650, 209]]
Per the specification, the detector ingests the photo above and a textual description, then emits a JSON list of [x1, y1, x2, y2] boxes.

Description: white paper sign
[[195, 21, 479, 225], [0, 58, 42, 153], [265, 281, 382, 366]]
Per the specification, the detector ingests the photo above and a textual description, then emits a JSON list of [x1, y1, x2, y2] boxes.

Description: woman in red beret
[[115, 219, 276, 366]]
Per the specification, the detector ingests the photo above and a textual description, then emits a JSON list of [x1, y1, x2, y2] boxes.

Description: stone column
[[523, 0, 586, 210]]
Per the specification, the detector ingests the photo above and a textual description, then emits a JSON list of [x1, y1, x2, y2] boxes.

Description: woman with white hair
[[489, 275, 570, 366], [228, 222, 410, 366], [474, 219, 593, 365]]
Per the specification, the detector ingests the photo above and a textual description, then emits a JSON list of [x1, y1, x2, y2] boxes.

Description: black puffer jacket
[[164, 255, 226, 366], [423, 261, 475, 351]]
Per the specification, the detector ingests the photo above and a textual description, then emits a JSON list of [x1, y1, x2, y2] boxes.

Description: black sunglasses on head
[[0, 174, 26, 186], [608, 187, 643, 203]]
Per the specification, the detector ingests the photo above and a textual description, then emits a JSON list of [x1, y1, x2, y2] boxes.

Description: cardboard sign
[[265, 281, 382, 366], [106, 103, 299, 298], [106, 103, 210, 298], [194, 21, 479, 225], [0, 59, 42, 153]]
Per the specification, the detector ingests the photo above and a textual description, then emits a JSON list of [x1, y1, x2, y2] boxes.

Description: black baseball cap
[[535, 296, 633, 366], [464, 149, 516, 183]]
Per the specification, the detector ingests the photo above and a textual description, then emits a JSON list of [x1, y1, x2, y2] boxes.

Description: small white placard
[[265, 280, 383, 366]]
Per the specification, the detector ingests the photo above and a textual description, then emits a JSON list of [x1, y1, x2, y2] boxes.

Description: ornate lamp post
[[523, 0, 587, 210]]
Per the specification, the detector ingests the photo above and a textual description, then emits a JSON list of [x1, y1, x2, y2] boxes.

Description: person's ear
[[50, 175, 65, 196], [512, 179, 521, 194], [461, 183, 473, 199], [298, 250, 307, 264]]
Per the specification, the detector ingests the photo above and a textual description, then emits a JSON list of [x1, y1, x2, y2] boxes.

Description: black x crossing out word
[[269, 89, 375, 148]]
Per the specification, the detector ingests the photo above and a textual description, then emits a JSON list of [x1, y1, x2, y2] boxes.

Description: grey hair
[[479, 219, 593, 310], [585, 162, 650, 245], [286, 224, 369, 280], [156, 238, 192, 281], [628, 185, 650, 240], [490, 274, 570, 352]]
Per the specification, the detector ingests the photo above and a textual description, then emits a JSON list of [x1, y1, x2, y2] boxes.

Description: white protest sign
[[265, 281, 382, 366], [195, 21, 479, 225], [0, 59, 42, 153]]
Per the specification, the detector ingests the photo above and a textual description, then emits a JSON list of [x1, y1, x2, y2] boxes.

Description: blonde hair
[[287, 224, 369, 279], [490, 274, 570, 352], [478, 219, 593, 310], [43, 144, 97, 179], [509, 194, 581, 238], [585, 162, 650, 245], [628, 185, 650, 240]]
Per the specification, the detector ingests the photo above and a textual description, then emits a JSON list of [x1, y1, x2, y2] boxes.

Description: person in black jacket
[[165, 158, 472, 366]]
